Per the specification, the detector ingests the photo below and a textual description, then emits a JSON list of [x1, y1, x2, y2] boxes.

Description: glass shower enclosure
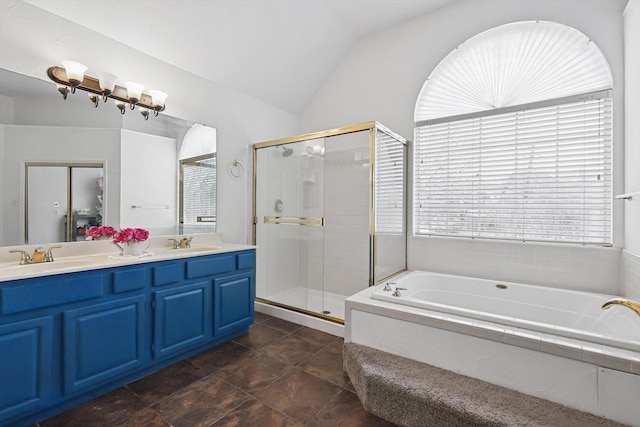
[[253, 122, 408, 323]]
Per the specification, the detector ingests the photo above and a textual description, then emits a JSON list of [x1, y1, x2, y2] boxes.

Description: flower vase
[[116, 240, 149, 257]]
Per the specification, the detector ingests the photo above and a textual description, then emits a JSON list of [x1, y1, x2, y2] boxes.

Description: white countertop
[[0, 235, 255, 282]]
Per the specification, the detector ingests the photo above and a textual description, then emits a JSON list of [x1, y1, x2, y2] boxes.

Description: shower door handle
[[263, 216, 324, 226]]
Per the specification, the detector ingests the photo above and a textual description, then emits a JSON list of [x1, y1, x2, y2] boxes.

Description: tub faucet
[[392, 287, 407, 297], [601, 298, 640, 318], [9, 246, 61, 265], [168, 237, 193, 249], [383, 282, 396, 292]]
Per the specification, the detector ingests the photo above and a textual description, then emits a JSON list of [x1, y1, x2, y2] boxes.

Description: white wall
[[119, 130, 177, 231], [300, 0, 627, 294], [622, 0, 640, 301]]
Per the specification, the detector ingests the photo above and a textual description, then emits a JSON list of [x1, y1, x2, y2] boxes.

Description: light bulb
[[124, 81, 145, 106], [97, 71, 118, 100], [148, 89, 168, 110], [61, 60, 87, 91]]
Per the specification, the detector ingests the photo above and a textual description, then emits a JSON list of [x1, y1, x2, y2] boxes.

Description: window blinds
[[376, 130, 405, 234], [414, 92, 612, 245], [182, 156, 217, 226]]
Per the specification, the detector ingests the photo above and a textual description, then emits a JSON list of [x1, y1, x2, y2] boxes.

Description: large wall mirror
[[0, 68, 217, 247]]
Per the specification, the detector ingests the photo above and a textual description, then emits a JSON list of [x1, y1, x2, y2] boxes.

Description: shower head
[[281, 146, 294, 157]]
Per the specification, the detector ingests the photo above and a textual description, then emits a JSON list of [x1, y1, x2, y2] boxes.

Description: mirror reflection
[[0, 68, 216, 247]]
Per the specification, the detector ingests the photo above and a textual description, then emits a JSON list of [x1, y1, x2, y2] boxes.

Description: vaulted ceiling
[[20, 0, 457, 114]]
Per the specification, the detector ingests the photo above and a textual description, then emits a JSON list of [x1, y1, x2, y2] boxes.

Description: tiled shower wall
[[621, 250, 640, 301], [321, 132, 370, 298]]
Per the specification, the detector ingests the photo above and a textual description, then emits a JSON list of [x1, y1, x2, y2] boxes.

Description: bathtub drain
[[322, 310, 331, 314], [495, 284, 508, 289]]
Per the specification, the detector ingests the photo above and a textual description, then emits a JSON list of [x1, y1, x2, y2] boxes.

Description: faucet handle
[[44, 245, 61, 262], [9, 249, 32, 265], [392, 287, 406, 297], [383, 282, 396, 292]]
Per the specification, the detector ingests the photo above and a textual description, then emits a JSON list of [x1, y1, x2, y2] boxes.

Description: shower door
[[255, 139, 327, 316]]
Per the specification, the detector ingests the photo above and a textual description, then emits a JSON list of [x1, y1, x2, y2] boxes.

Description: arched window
[[414, 21, 613, 245]]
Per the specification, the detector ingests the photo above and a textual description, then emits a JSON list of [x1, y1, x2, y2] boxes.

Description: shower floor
[[264, 286, 347, 320]]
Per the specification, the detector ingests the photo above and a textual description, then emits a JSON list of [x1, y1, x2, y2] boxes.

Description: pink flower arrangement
[[85, 225, 117, 240], [113, 227, 150, 244]]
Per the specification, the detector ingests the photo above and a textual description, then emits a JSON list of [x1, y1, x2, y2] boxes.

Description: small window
[[414, 21, 613, 246], [179, 124, 217, 231]]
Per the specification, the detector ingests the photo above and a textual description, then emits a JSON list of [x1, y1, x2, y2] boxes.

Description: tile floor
[[37, 312, 395, 427]]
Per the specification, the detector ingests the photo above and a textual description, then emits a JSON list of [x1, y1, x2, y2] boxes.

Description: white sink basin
[[0, 259, 91, 278], [177, 246, 221, 255]]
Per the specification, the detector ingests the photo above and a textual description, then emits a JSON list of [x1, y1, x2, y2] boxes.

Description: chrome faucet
[[601, 298, 640, 318], [168, 237, 193, 249], [383, 282, 396, 292], [9, 246, 61, 265], [392, 287, 407, 297]]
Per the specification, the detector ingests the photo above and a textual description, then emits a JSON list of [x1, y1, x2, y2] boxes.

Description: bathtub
[[345, 270, 640, 426]]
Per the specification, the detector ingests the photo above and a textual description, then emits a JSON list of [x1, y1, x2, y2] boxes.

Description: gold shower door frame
[[252, 121, 408, 323]]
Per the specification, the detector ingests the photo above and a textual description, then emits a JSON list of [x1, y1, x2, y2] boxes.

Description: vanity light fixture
[[96, 71, 118, 101], [124, 81, 145, 109], [47, 61, 168, 121], [60, 60, 87, 93]]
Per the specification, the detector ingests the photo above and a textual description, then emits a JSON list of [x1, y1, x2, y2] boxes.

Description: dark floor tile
[[263, 317, 303, 333], [127, 359, 207, 404], [262, 334, 325, 366], [216, 349, 293, 394], [233, 323, 288, 350], [255, 368, 342, 423], [40, 387, 146, 427], [293, 326, 339, 346], [345, 381, 357, 393], [300, 343, 350, 387], [189, 340, 253, 373], [153, 375, 249, 427], [307, 389, 396, 427], [114, 408, 171, 427], [328, 337, 345, 351], [211, 399, 303, 427], [253, 311, 272, 325]]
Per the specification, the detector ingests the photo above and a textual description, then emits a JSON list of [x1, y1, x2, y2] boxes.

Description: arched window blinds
[[414, 21, 613, 245]]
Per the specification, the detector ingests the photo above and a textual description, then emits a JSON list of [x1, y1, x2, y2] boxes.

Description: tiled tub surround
[[622, 250, 640, 302], [0, 237, 256, 426], [345, 271, 640, 426]]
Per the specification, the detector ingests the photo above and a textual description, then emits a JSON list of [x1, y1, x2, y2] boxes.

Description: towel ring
[[229, 159, 243, 177]]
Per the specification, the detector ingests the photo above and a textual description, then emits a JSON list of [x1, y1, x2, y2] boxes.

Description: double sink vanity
[[0, 234, 256, 427]]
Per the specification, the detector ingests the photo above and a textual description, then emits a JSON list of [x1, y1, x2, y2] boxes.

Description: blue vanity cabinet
[[153, 280, 212, 359], [214, 272, 254, 336], [0, 248, 255, 427], [63, 295, 146, 394], [0, 316, 54, 422]]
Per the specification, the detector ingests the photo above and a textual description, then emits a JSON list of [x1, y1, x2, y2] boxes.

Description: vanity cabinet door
[[0, 317, 53, 421], [153, 281, 212, 359], [214, 272, 254, 336], [63, 296, 145, 395]]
